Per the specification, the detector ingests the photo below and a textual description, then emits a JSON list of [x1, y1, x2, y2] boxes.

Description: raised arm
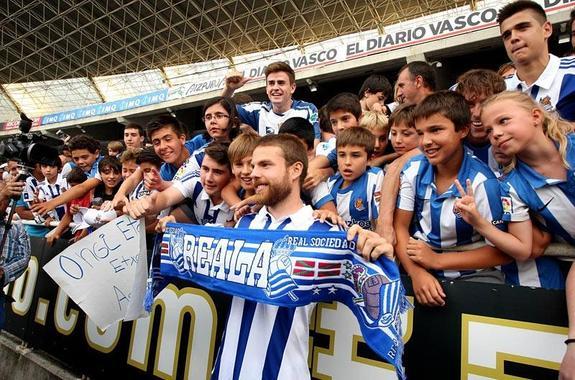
[[124, 185, 184, 219], [222, 71, 250, 97], [32, 177, 100, 215]]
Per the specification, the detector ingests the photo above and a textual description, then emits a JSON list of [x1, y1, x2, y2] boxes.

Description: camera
[[0, 113, 61, 168]]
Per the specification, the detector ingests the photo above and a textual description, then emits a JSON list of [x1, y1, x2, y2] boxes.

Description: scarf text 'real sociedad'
[[159, 223, 409, 379]]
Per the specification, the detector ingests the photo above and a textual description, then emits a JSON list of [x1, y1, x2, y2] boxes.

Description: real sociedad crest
[[266, 236, 299, 301], [351, 264, 394, 328], [167, 226, 186, 273]]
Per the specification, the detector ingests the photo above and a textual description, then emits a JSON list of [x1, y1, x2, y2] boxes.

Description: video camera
[[0, 113, 61, 171]]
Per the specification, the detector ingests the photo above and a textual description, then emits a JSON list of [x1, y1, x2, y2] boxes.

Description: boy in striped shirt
[[327, 127, 383, 230], [394, 91, 509, 307]]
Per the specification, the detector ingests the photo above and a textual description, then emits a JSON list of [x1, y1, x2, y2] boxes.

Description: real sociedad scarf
[[158, 223, 409, 379]]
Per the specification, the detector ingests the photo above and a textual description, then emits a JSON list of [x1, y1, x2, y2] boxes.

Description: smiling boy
[[394, 91, 510, 307], [327, 127, 383, 230], [222, 62, 321, 145]]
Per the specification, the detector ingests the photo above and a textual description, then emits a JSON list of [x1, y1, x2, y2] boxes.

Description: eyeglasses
[[203, 113, 230, 122]]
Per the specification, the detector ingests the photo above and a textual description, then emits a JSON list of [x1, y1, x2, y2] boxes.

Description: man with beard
[[211, 134, 393, 379]]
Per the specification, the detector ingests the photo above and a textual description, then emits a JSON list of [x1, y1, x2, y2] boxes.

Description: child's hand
[[312, 209, 346, 227], [102, 198, 120, 211], [410, 268, 446, 307], [233, 204, 252, 223], [406, 237, 440, 270], [46, 232, 60, 246], [156, 215, 176, 233], [69, 204, 80, 215], [31, 199, 56, 215], [347, 224, 394, 261], [144, 168, 165, 191], [454, 179, 483, 227], [303, 168, 329, 191], [124, 193, 156, 219], [230, 194, 260, 210]]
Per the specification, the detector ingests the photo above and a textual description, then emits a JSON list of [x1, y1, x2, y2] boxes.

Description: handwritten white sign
[[43, 215, 148, 329]]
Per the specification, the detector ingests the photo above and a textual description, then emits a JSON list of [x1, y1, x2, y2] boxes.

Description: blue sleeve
[[185, 134, 209, 154], [236, 104, 259, 132], [159, 163, 173, 181], [308, 103, 321, 140], [483, 178, 505, 231], [557, 74, 575, 122], [327, 148, 338, 171], [313, 194, 333, 209]]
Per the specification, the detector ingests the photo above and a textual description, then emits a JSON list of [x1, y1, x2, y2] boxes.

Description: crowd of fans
[[2, 0, 575, 377]]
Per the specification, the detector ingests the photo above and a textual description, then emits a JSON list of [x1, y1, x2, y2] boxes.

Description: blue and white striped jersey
[[159, 138, 211, 181], [308, 181, 334, 210], [61, 156, 103, 180], [212, 205, 340, 380], [463, 140, 490, 165], [172, 177, 233, 226], [506, 54, 575, 121], [171, 145, 207, 183], [22, 176, 41, 206], [497, 133, 575, 289], [37, 174, 68, 220], [397, 151, 504, 279], [237, 100, 321, 140], [326, 167, 383, 230], [129, 180, 152, 200], [315, 137, 336, 157]]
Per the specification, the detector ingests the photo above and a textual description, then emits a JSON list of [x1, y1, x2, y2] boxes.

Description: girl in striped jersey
[[454, 90, 575, 378], [455, 91, 567, 290]]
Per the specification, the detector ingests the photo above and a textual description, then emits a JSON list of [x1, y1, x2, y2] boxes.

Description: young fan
[[327, 127, 383, 230], [455, 91, 567, 290], [394, 91, 509, 307]]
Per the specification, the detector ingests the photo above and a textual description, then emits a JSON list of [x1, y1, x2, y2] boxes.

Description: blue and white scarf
[[157, 223, 409, 379]]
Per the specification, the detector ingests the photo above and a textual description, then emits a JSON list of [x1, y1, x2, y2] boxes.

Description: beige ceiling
[[1, 0, 471, 84]]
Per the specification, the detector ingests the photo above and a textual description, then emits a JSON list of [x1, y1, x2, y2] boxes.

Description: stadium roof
[[0, 0, 471, 121]]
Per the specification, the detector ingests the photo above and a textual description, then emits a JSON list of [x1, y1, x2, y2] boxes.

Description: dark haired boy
[[130, 147, 163, 200], [359, 74, 392, 113], [126, 142, 234, 226], [66, 134, 103, 178], [394, 91, 509, 307], [37, 157, 67, 224], [305, 93, 363, 190], [278, 118, 337, 212], [45, 168, 90, 246], [327, 127, 383, 230], [123, 123, 145, 149], [498, 0, 575, 121], [455, 69, 506, 169], [94, 156, 122, 202], [222, 61, 321, 144]]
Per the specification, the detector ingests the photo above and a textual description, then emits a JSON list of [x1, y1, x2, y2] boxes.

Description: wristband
[[565, 338, 575, 345]]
